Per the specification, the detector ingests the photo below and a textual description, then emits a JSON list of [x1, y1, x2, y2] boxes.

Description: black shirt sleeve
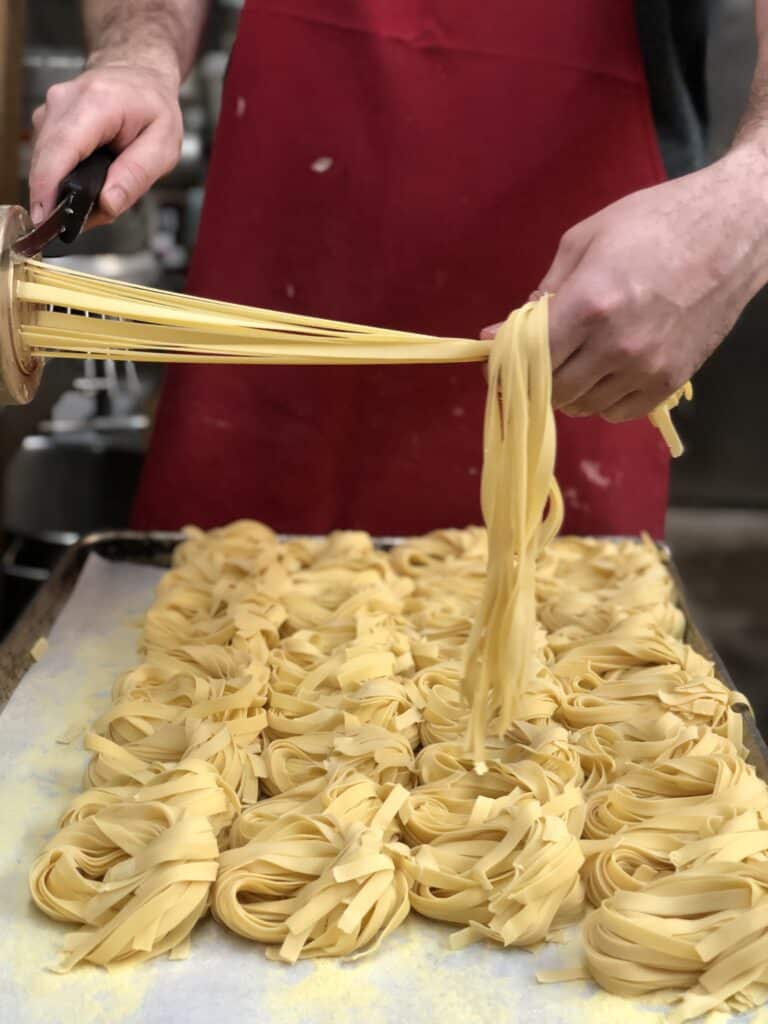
[[635, 0, 718, 178]]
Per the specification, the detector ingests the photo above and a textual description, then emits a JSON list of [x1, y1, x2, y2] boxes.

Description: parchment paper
[[0, 554, 758, 1024]]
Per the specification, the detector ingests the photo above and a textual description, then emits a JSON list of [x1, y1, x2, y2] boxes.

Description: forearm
[[696, 0, 768, 301], [82, 0, 210, 84]]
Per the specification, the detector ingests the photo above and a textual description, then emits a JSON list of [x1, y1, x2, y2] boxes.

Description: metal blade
[[12, 199, 71, 258]]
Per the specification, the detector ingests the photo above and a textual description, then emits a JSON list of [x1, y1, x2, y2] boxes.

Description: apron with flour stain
[[132, 0, 671, 536]]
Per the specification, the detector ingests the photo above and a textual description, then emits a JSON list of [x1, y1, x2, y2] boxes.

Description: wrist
[[720, 137, 768, 185], [86, 46, 183, 90], [718, 133, 768, 214], [709, 146, 768, 288]]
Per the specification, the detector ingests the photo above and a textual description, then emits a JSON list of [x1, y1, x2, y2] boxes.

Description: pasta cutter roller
[[0, 148, 113, 405]]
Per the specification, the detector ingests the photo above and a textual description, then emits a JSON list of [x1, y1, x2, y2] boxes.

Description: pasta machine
[[0, 149, 113, 405]]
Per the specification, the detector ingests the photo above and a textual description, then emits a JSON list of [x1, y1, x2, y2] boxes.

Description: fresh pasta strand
[[462, 298, 563, 768], [462, 296, 693, 768], [213, 777, 412, 962], [17, 259, 490, 365], [17, 258, 689, 462], [649, 382, 693, 458], [29, 761, 229, 970], [583, 864, 768, 1022]]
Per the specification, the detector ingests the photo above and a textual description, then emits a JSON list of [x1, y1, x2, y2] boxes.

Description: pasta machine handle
[[57, 147, 115, 243]]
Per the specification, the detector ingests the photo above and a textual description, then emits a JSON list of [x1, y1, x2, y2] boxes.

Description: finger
[[601, 390, 659, 423], [31, 103, 45, 133], [558, 403, 592, 418], [552, 347, 613, 409], [83, 207, 118, 230], [480, 321, 502, 340], [29, 103, 123, 222], [480, 283, 565, 340], [96, 119, 181, 220], [562, 373, 635, 416], [479, 291, 552, 340], [547, 282, 594, 371], [481, 225, 592, 340]]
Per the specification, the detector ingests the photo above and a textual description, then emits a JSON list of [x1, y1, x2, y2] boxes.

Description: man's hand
[[29, 61, 183, 227], [483, 0, 768, 426], [28, 0, 208, 228], [482, 150, 768, 422]]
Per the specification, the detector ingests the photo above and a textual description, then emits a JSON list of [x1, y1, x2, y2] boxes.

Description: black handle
[[56, 147, 115, 243]]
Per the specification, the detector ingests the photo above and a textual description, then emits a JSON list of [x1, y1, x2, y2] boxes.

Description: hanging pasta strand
[[462, 298, 563, 768], [649, 381, 693, 457]]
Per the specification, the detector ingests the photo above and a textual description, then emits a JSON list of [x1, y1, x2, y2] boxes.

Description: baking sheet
[[0, 553, 765, 1024]]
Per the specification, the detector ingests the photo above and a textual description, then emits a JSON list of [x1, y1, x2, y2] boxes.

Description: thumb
[[538, 223, 592, 295], [479, 289, 555, 341], [480, 321, 502, 340], [97, 121, 179, 220], [479, 285, 562, 341], [480, 224, 593, 340]]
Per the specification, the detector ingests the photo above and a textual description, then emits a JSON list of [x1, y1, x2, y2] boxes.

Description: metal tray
[[2, 529, 767, 778]]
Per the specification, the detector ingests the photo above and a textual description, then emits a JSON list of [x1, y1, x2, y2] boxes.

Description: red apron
[[132, 0, 671, 536]]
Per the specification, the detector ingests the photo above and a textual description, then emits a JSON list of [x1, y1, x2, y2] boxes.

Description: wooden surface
[[0, 0, 24, 205]]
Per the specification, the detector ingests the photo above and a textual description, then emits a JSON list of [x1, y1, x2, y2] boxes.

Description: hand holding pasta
[[483, 152, 768, 422]]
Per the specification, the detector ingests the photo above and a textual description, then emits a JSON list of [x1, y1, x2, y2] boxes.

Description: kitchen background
[[0, 0, 766, 723]]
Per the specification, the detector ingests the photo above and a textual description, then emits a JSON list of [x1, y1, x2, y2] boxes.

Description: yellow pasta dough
[[29, 760, 232, 969], [213, 779, 412, 962], [584, 864, 768, 1021], [463, 299, 563, 768], [27, 295, 766, 1023]]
